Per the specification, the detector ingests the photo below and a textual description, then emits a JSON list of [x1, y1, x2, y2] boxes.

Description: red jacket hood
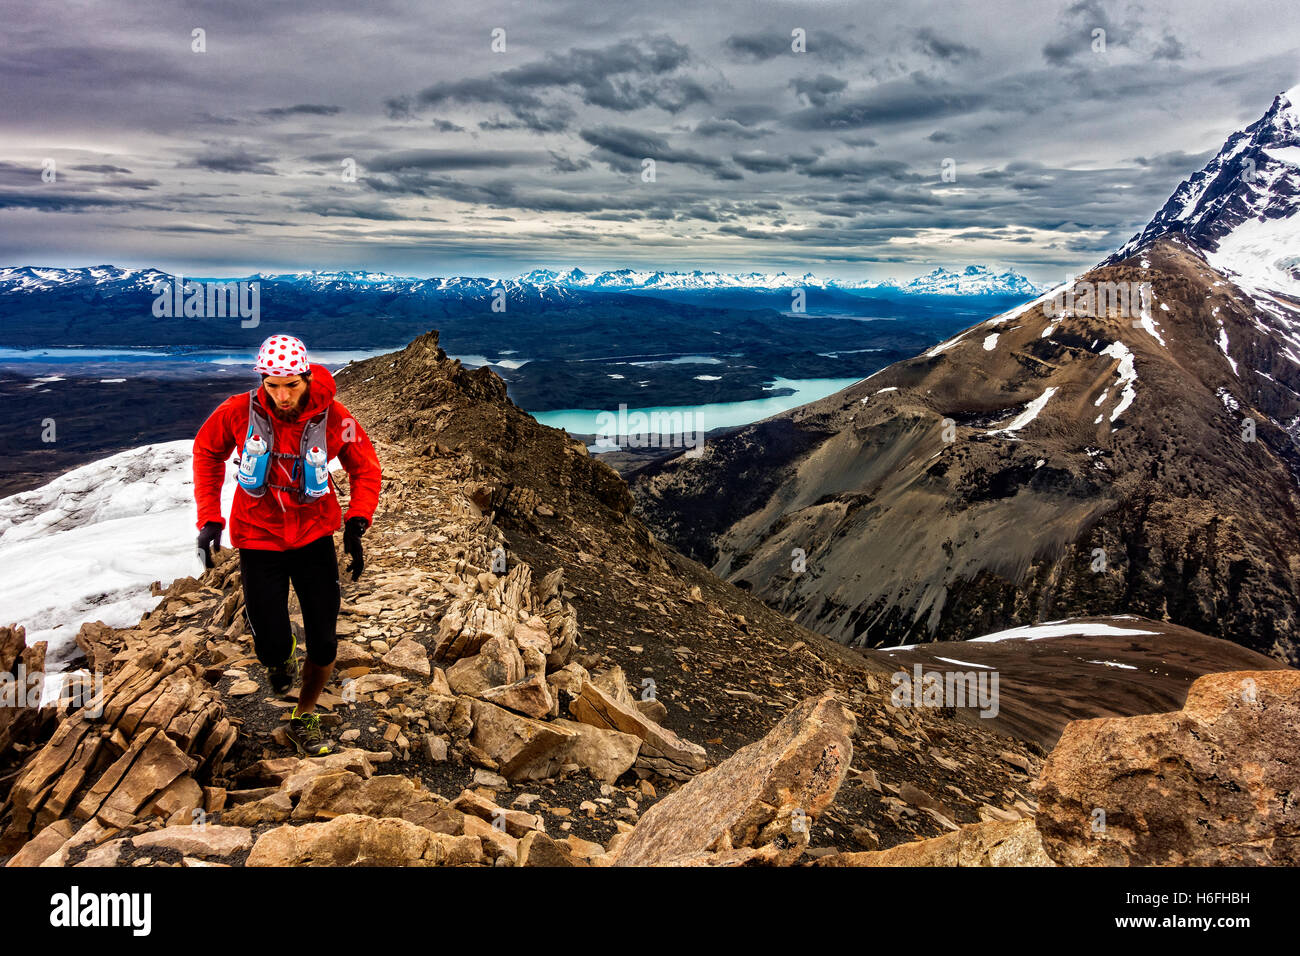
[[255, 362, 337, 418]]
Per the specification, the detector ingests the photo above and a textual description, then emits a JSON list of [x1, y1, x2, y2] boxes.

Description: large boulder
[[610, 691, 855, 866], [381, 639, 431, 679], [1034, 670, 1300, 865], [551, 718, 641, 784], [518, 830, 583, 867], [291, 771, 434, 822], [446, 636, 524, 698], [467, 699, 579, 781], [511, 617, 553, 658], [480, 673, 554, 720]]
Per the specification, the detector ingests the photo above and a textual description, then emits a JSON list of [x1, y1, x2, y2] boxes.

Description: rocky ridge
[[0, 331, 1054, 866]]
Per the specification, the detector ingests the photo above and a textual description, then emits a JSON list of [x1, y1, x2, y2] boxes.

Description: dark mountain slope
[[633, 236, 1300, 665]]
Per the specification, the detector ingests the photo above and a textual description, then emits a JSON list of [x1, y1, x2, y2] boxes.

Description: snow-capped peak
[[1113, 85, 1300, 297]]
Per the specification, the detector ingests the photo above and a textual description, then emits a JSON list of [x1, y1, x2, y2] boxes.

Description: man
[[192, 333, 382, 756]]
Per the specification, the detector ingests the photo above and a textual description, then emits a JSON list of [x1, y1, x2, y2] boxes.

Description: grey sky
[[0, 0, 1296, 282]]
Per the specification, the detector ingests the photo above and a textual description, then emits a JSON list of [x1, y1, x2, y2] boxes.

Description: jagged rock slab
[[568, 679, 706, 779], [4, 636, 235, 844], [610, 691, 854, 866], [132, 824, 253, 859], [0, 625, 53, 763], [448, 788, 543, 837], [432, 598, 514, 663]]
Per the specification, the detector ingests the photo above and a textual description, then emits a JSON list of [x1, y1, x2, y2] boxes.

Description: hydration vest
[[238, 388, 333, 503]]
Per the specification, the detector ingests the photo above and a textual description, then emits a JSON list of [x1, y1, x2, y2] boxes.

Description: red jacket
[[193, 363, 382, 550]]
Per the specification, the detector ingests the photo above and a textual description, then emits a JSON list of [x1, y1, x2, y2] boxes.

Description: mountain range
[[0, 263, 1032, 356], [0, 262, 1041, 299], [514, 264, 1042, 297], [630, 87, 1300, 668]]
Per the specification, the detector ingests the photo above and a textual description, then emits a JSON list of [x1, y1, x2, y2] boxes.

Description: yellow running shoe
[[286, 706, 333, 757]]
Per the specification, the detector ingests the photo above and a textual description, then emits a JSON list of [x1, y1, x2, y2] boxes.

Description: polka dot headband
[[254, 334, 309, 376]]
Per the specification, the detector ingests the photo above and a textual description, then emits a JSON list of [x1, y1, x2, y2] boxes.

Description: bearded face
[[270, 391, 308, 421], [264, 373, 311, 421]]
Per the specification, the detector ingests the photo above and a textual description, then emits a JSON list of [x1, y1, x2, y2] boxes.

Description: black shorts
[[239, 532, 340, 667]]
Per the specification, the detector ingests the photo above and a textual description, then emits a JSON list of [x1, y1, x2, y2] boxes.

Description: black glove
[[197, 521, 224, 569], [343, 516, 368, 581]]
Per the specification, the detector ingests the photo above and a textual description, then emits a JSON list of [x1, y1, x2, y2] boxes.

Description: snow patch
[[1086, 659, 1138, 670], [924, 329, 972, 357], [24, 375, 65, 388], [1216, 320, 1239, 376], [1100, 341, 1137, 422], [933, 657, 993, 669], [1217, 387, 1241, 412], [986, 387, 1058, 437], [1134, 285, 1167, 347], [969, 621, 1159, 643], [859, 386, 898, 404], [0, 441, 242, 664]]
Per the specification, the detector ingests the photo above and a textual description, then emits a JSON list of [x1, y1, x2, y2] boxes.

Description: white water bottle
[[304, 446, 330, 498], [238, 434, 269, 489]]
